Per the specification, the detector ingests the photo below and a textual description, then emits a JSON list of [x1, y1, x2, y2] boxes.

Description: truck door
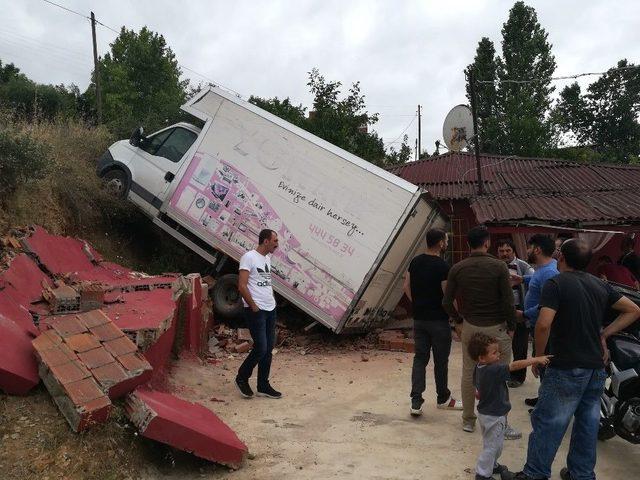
[[129, 126, 199, 214]]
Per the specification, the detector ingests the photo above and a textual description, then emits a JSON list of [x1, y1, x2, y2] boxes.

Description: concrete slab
[[0, 313, 40, 395], [101, 289, 175, 350], [22, 226, 99, 276], [0, 253, 52, 304], [125, 388, 248, 468]]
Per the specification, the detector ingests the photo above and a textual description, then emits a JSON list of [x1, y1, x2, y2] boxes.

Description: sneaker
[[507, 380, 523, 388], [494, 464, 515, 480], [235, 377, 253, 398], [512, 473, 547, 480], [463, 421, 476, 433], [528, 408, 533, 415], [504, 424, 522, 440], [524, 397, 538, 407], [257, 384, 282, 399], [410, 398, 423, 416], [437, 396, 463, 410], [559, 467, 572, 480]]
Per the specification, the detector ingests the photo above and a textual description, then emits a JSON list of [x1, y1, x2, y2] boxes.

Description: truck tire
[[102, 169, 129, 198], [212, 273, 244, 321]]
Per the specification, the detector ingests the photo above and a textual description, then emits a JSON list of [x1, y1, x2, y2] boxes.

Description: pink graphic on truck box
[[169, 153, 355, 321]]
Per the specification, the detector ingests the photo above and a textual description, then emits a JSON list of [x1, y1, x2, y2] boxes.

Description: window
[[140, 128, 198, 163], [140, 129, 173, 155], [154, 128, 198, 163]]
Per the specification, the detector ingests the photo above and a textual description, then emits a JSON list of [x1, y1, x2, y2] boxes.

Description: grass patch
[[0, 114, 209, 274]]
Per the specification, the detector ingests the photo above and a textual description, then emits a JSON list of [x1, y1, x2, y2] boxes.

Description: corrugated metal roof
[[472, 191, 640, 224], [389, 152, 640, 224]]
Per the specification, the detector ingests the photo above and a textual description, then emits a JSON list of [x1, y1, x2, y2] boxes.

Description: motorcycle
[[599, 283, 640, 444]]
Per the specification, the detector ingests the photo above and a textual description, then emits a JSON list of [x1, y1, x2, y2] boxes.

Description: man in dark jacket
[[443, 225, 516, 434]]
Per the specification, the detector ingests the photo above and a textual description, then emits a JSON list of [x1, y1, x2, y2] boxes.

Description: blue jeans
[[237, 308, 277, 390], [524, 367, 606, 480]]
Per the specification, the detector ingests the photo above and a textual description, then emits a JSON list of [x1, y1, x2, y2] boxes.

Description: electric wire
[[476, 64, 640, 85], [41, 0, 87, 19], [384, 115, 416, 145]]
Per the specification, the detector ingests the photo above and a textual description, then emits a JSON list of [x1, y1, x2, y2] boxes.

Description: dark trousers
[[237, 308, 277, 390], [410, 320, 452, 405], [511, 320, 529, 383]]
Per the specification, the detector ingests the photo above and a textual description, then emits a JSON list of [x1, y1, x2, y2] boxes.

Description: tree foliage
[[87, 27, 189, 137], [386, 134, 413, 165], [554, 60, 640, 163], [248, 95, 307, 128], [0, 59, 82, 120], [0, 118, 50, 196], [250, 68, 409, 166], [464, 38, 500, 154], [465, 1, 556, 156]]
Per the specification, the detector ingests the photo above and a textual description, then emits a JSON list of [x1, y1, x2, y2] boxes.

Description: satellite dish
[[442, 105, 474, 152]]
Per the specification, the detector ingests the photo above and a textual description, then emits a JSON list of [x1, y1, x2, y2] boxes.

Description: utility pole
[[90, 12, 102, 124], [468, 70, 484, 195], [414, 138, 418, 162], [417, 104, 422, 160]]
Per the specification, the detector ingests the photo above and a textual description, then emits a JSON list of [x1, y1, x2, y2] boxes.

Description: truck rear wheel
[[212, 273, 244, 321]]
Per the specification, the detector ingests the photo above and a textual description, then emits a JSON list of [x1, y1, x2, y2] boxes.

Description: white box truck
[[97, 87, 447, 333]]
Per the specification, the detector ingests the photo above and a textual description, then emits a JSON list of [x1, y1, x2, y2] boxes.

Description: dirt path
[[145, 342, 640, 479]]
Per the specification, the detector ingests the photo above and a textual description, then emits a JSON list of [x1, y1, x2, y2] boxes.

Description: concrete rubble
[[126, 388, 248, 469], [0, 226, 248, 466]]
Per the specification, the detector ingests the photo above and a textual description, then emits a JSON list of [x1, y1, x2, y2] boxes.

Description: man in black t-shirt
[[403, 228, 462, 416], [514, 239, 640, 480]]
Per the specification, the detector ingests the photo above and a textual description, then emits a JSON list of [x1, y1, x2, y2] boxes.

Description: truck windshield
[[141, 127, 198, 163]]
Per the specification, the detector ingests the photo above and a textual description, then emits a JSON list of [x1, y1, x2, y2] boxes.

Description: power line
[[0, 29, 92, 64], [384, 115, 416, 146], [179, 65, 243, 97], [476, 64, 640, 85], [42, 0, 88, 20], [39, 0, 243, 98], [94, 19, 120, 35]]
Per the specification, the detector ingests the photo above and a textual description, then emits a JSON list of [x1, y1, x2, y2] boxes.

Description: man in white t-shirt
[[235, 229, 282, 399]]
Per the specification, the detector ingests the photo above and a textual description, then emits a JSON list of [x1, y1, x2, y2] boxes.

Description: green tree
[[0, 59, 80, 120], [554, 60, 640, 163], [465, 2, 556, 156], [87, 27, 189, 136], [496, 1, 556, 156], [248, 96, 307, 128], [249, 69, 399, 166], [386, 135, 413, 165], [464, 38, 500, 153], [305, 68, 386, 164]]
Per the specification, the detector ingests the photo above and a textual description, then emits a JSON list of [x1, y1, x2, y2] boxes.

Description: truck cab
[[97, 122, 202, 217]]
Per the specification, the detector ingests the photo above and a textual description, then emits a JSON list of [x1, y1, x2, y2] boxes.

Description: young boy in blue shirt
[[468, 333, 551, 480]]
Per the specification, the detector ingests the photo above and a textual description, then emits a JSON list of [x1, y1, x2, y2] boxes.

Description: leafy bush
[[0, 120, 49, 196]]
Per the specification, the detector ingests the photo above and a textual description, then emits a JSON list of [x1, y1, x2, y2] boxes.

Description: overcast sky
[[1, 0, 638, 155]]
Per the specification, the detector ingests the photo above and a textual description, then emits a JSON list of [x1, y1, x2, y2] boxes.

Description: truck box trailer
[[97, 87, 447, 333]]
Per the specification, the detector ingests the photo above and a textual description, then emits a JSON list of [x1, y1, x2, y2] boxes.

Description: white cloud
[[0, 0, 637, 154]]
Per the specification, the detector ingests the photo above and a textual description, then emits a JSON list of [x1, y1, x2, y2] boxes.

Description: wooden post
[[469, 70, 484, 195], [90, 12, 102, 124]]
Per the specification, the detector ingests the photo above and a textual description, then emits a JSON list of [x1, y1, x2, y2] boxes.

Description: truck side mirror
[[129, 127, 145, 147]]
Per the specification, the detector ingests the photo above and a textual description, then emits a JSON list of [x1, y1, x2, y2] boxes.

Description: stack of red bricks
[[33, 310, 152, 432], [377, 329, 415, 353]]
